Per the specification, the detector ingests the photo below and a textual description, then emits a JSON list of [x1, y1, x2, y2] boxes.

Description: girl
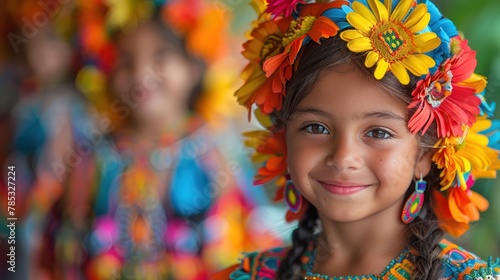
[[215, 0, 500, 279], [34, 0, 281, 279]]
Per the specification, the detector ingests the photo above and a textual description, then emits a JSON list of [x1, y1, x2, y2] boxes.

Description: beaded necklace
[[302, 237, 414, 280]]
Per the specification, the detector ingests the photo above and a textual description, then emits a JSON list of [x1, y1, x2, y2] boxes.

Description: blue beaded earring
[[401, 174, 427, 224]]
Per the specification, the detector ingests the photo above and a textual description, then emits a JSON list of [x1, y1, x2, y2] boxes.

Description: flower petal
[[400, 57, 427, 76], [365, 51, 380, 68], [340, 29, 365, 40], [449, 189, 470, 223], [390, 62, 410, 85], [346, 12, 374, 34], [351, 1, 377, 25], [469, 191, 489, 212], [347, 37, 373, 52], [374, 59, 389, 80], [414, 33, 441, 53], [404, 4, 429, 32], [367, 0, 389, 21], [385, 0, 393, 14], [413, 53, 436, 68], [263, 52, 288, 77], [235, 71, 267, 105], [462, 73, 487, 93], [390, 0, 413, 22], [308, 17, 340, 43]]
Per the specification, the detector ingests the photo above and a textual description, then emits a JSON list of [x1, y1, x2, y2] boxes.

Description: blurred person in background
[[28, 0, 282, 279], [0, 1, 85, 279]]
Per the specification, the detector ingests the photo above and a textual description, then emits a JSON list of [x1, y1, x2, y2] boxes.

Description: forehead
[[115, 21, 179, 54], [296, 66, 408, 120]]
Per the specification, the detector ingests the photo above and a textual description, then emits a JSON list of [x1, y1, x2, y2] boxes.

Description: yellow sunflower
[[340, 0, 441, 84]]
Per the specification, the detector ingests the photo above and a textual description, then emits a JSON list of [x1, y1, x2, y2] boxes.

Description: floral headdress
[[1, 0, 75, 59], [74, 0, 233, 125], [239, 0, 500, 237]]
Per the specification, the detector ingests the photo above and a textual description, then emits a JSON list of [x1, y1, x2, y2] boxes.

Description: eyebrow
[[290, 107, 405, 122], [290, 107, 332, 119], [363, 111, 406, 122]]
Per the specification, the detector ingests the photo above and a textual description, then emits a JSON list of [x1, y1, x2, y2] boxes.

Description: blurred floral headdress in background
[[75, 0, 238, 127], [1, 0, 76, 70], [239, 0, 500, 237]]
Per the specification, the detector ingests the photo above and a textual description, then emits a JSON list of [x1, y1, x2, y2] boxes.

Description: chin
[[317, 205, 367, 223]]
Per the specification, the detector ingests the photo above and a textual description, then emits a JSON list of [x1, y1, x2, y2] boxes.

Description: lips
[[318, 180, 371, 195]]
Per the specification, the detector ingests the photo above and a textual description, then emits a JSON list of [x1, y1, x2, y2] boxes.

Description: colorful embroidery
[[228, 239, 500, 280]]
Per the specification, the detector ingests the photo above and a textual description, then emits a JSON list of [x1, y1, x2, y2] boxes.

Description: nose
[[132, 61, 153, 85], [325, 134, 363, 171]]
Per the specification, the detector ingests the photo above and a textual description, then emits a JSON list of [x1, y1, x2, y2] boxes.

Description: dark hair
[[276, 204, 319, 279], [275, 36, 444, 279]]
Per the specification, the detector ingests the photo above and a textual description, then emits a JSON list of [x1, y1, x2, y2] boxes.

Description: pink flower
[[266, 0, 304, 17]]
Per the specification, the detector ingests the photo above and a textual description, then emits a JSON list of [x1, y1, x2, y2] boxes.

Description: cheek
[[159, 57, 193, 101], [110, 70, 130, 98], [372, 145, 416, 188], [286, 135, 323, 187]]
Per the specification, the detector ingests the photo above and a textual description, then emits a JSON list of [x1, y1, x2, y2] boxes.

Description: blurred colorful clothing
[[38, 116, 282, 280]]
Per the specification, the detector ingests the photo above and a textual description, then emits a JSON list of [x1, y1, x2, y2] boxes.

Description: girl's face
[[26, 25, 72, 84], [286, 66, 430, 224], [110, 22, 195, 127]]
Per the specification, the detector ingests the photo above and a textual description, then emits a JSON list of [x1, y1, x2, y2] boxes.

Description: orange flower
[[264, 2, 347, 76], [433, 186, 489, 238], [432, 118, 500, 190], [255, 130, 287, 185], [235, 18, 290, 113], [244, 129, 287, 185], [235, 1, 348, 115]]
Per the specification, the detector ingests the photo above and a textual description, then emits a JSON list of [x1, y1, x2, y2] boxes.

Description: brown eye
[[366, 129, 392, 139], [304, 124, 329, 134]]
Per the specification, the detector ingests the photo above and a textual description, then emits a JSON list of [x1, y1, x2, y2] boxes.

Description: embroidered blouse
[[215, 239, 500, 280]]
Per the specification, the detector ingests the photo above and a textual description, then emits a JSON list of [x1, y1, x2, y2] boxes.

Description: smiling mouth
[[318, 180, 371, 195]]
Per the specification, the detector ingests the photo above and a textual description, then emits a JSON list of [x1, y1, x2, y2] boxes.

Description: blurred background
[[0, 1, 291, 279], [0, 0, 499, 279]]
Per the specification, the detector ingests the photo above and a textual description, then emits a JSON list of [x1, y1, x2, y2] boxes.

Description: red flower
[[408, 37, 481, 137]]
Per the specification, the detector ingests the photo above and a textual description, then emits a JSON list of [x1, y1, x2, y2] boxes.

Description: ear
[[414, 149, 433, 179]]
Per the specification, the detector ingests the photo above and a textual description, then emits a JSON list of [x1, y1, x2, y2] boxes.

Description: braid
[[277, 204, 318, 280], [407, 168, 445, 280]]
